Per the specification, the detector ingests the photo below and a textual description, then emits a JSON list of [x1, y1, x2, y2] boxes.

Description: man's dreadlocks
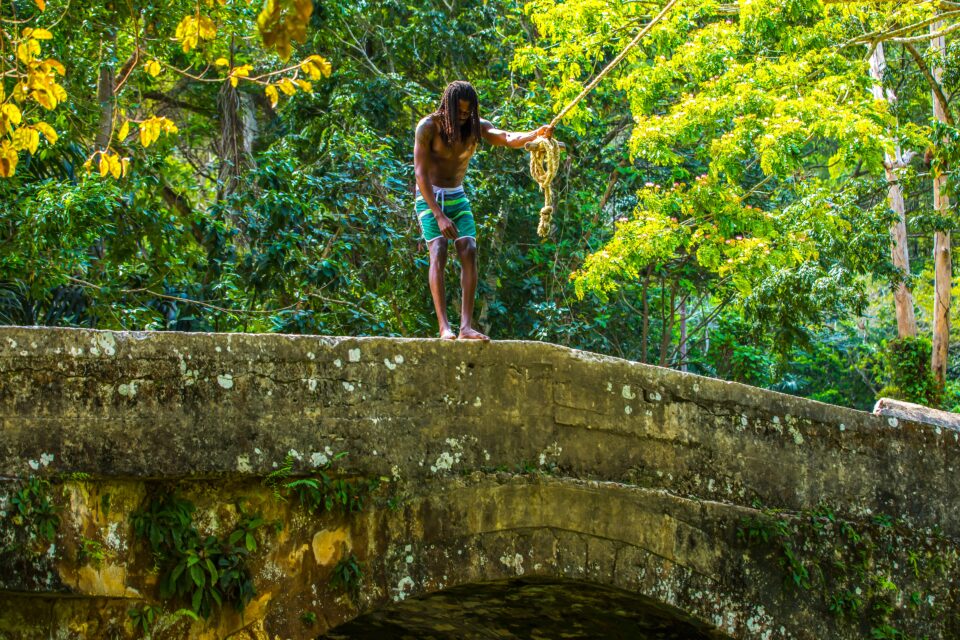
[[432, 81, 481, 146]]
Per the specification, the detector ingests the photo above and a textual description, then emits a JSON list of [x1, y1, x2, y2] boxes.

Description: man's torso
[[420, 115, 478, 188]]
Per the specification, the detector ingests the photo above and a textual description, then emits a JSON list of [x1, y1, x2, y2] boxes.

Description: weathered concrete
[[874, 397, 960, 431], [0, 327, 958, 639]]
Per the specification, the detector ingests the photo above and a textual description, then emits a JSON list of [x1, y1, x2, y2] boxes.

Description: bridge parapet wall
[[0, 327, 957, 639]]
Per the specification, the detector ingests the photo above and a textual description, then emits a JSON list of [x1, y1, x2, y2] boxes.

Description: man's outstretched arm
[[480, 119, 553, 149]]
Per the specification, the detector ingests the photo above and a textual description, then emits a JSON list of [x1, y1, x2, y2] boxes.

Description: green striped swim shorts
[[415, 185, 477, 243]]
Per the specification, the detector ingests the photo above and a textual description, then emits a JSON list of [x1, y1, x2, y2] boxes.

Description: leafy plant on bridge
[[330, 552, 364, 605], [265, 451, 379, 515], [738, 503, 960, 638], [0, 476, 60, 559], [130, 492, 268, 619], [262, 451, 376, 603], [8, 476, 59, 544]]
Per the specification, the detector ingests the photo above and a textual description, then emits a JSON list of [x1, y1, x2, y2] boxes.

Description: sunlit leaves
[[573, 208, 688, 300], [82, 150, 129, 178], [228, 64, 253, 88], [526, 0, 906, 335], [0, 22, 65, 177], [1, 104, 22, 132], [0, 142, 18, 178], [257, 0, 313, 61], [265, 84, 279, 107], [17, 38, 41, 64], [23, 27, 53, 40], [301, 54, 332, 80], [175, 15, 217, 53], [33, 122, 57, 144], [12, 127, 41, 155], [139, 116, 179, 148]]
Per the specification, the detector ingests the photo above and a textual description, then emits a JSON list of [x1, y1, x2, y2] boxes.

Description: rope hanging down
[[527, 0, 681, 237]]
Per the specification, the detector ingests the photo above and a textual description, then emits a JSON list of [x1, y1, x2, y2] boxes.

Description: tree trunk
[[930, 22, 953, 390], [679, 297, 688, 372], [217, 82, 257, 202], [658, 280, 675, 367], [96, 26, 117, 152], [92, 25, 117, 262], [869, 42, 917, 338], [640, 265, 652, 364]]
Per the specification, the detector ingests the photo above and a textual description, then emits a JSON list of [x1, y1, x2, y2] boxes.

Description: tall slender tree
[[930, 19, 953, 390], [869, 41, 917, 339]]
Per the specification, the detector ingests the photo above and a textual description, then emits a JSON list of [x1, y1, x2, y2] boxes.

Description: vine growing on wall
[[738, 503, 960, 638], [0, 476, 60, 557], [130, 492, 270, 618], [263, 451, 378, 602]]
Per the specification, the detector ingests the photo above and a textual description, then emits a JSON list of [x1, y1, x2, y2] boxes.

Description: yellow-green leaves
[[228, 64, 253, 88], [0, 141, 18, 178], [1, 104, 22, 131], [573, 198, 688, 300], [257, 0, 314, 61], [33, 121, 58, 144], [301, 54, 331, 80], [1, 24, 65, 177], [139, 116, 178, 148], [175, 15, 217, 53], [265, 84, 279, 107]]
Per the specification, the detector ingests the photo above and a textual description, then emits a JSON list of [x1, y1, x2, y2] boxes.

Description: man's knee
[[429, 238, 449, 261], [456, 237, 477, 261]]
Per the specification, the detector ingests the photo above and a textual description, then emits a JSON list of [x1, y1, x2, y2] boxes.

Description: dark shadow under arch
[[319, 577, 733, 639]]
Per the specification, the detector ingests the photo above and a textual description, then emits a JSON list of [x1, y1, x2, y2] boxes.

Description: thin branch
[[142, 90, 216, 116], [65, 276, 297, 316], [902, 41, 955, 126], [889, 21, 960, 45], [848, 9, 960, 46]]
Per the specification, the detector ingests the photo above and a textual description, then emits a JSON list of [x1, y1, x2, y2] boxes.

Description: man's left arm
[[480, 119, 553, 149]]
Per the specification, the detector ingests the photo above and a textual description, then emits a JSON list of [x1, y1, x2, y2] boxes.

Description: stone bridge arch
[[0, 327, 957, 639], [325, 577, 728, 639], [314, 476, 753, 638]]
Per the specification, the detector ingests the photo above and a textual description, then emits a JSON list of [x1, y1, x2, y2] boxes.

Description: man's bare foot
[[440, 328, 457, 340], [458, 327, 489, 341]]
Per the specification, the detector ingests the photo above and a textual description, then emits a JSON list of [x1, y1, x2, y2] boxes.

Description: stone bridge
[[0, 327, 957, 639]]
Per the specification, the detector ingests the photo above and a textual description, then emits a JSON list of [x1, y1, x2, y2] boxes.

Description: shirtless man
[[414, 80, 553, 340]]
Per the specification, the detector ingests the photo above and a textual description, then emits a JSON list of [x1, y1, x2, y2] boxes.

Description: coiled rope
[[527, 0, 681, 237]]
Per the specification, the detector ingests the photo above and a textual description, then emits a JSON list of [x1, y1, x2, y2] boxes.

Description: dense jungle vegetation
[[1, 0, 957, 411]]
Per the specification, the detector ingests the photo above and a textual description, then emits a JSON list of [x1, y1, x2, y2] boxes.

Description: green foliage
[[128, 604, 162, 635], [128, 605, 198, 638], [738, 503, 960, 638], [130, 492, 266, 618], [265, 451, 377, 515], [77, 536, 109, 568], [330, 552, 363, 603], [879, 337, 941, 408], [3, 476, 60, 548], [285, 474, 374, 515]]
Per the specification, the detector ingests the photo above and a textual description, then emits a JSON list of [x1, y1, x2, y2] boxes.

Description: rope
[[527, 0, 681, 237], [528, 137, 562, 237]]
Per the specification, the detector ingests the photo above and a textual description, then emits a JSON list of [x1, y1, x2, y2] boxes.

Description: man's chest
[[431, 138, 477, 164]]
